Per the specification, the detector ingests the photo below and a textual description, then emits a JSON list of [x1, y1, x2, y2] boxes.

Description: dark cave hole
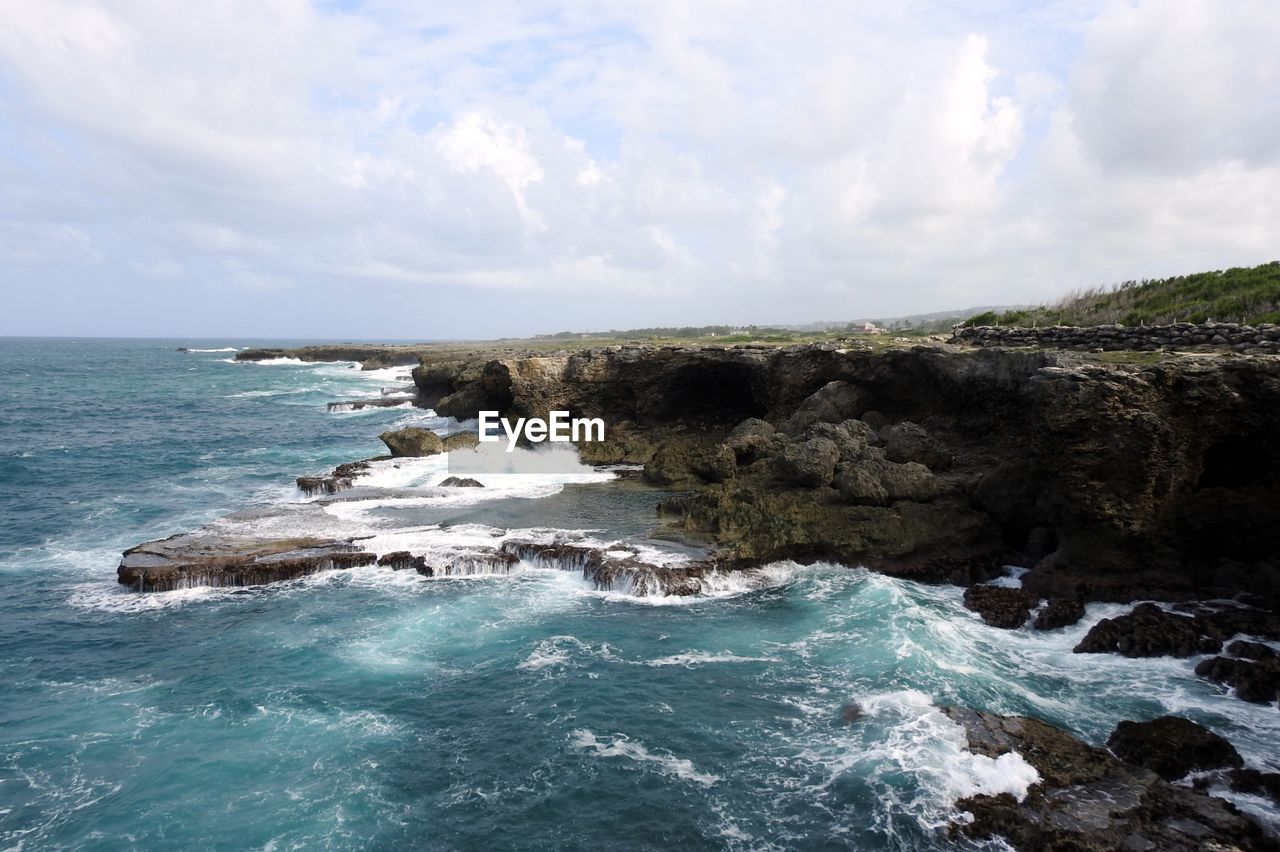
[[658, 363, 768, 426], [1198, 434, 1273, 488]]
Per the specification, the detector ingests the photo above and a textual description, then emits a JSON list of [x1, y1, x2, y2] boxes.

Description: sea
[[1, 337, 1276, 850]]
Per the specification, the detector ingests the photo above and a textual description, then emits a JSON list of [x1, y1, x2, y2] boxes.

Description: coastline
[[105, 334, 1280, 848]]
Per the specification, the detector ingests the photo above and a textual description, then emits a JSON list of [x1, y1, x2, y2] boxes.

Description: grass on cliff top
[[962, 260, 1280, 328]]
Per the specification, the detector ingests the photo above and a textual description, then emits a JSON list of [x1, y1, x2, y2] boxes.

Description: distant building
[[848, 321, 884, 334]]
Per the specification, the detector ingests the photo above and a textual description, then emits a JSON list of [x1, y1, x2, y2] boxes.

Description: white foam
[[570, 729, 721, 787], [644, 651, 778, 667], [983, 565, 1029, 589], [242, 357, 310, 366], [184, 347, 239, 353]]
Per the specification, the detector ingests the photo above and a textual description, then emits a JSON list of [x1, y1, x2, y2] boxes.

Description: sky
[[0, 0, 1278, 339]]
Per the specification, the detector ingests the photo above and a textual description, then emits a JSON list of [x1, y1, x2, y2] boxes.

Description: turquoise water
[[2, 339, 1277, 850]]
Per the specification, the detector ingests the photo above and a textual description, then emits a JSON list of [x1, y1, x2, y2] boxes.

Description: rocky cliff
[[408, 343, 1280, 607]]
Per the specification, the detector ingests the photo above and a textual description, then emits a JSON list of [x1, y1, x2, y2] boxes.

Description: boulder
[[773, 436, 840, 487], [724, 418, 781, 463], [1106, 716, 1243, 780], [880, 421, 952, 470], [805, 419, 874, 463], [873, 459, 941, 502], [778, 381, 863, 436], [1074, 603, 1223, 657], [834, 466, 888, 506], [379, 427, 444, 458], [964, 585, 1036, 629]]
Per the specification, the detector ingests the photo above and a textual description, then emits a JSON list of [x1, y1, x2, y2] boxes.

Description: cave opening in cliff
[[657, 363, 768, 426], [1198, 434, 1273, 488]]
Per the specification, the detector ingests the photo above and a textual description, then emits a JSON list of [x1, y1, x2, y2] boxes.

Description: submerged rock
[[379, 427, 444, 457], [1106, 716, 1243, 780]]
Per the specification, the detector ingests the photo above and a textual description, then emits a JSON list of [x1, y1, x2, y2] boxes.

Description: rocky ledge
[[118, 533, 377, 592], [117, 532, 741, 598]]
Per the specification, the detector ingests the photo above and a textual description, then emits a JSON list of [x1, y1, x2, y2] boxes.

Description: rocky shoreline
[[138, 336, 1280, 848]]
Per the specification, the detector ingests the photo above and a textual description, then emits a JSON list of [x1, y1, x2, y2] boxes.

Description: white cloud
[[0, 0, 1276, 337]]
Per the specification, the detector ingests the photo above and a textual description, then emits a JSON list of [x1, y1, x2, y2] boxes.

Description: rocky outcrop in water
[[296, 458, 384, 496], [1106, 716, 1244, 780], [117, 533, 376, 591], [234, 344, 426, 369], [379, 427, 443, 457], [963, 585, 1036, 628], [944, 707, 1273, 850]]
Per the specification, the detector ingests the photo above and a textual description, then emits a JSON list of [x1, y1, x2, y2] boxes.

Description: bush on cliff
[[964, 260, 1280, 327]]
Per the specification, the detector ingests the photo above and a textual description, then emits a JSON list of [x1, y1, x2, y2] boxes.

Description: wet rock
[[1229, 639, 1276, 661], [1074, 603, 1223, 657], [1033, 597, 1086, 630], [498, 540, 725, 596], [118, 533, 376, 591], [326, 397, 424, 412], [880, 421, 952, 470], [944, 706, 1272, 851], [1194, 655, 1280, 704], [1229, 768, 1280, 805], [438, 476, 483, 488], [643, 437, 737, 486], [296, 458, 381, 496], [773, 436, 839, 487], [964, 585, 1036, 629], [379, 427, 443, 457], [1106, 717, 1243, 780], [377, 551, 428, 572]]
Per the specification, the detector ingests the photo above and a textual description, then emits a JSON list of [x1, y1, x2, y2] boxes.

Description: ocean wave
[[570, 729, 721, 787], [183, 347, 239, 353]]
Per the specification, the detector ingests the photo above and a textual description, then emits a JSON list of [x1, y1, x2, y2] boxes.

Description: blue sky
[[1, 0, 1277, 339]]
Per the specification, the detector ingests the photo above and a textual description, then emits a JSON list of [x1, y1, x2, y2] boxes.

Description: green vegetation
[[963, 261, 1280, 328]]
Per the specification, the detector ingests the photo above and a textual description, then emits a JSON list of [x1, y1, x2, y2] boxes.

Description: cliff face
[[411, 344, 1280, 605]]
